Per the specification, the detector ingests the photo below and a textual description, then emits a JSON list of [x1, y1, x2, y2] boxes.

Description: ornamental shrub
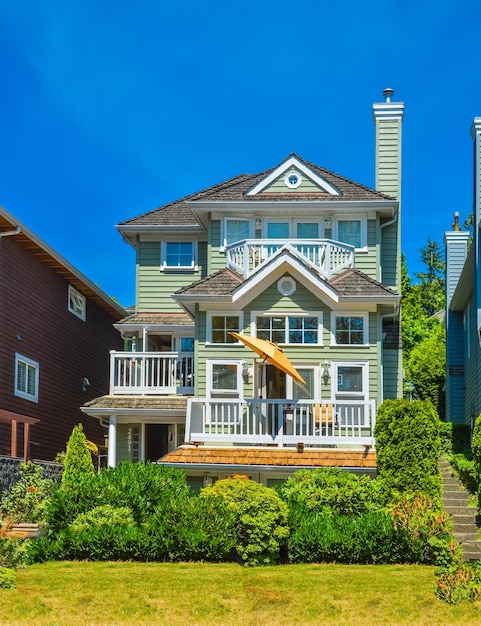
[[61, 424, 95, 486], [278, 467, 386, 515], [0, 461, 53, 524], [0, 567, 16, 589], [200, 475, 289, 566], [374, 399, 441, 498], [70, 505, 135, 531], [435, 562, 481, 604]]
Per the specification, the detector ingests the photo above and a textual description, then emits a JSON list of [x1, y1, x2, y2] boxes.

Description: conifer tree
[[62, 423, 95, 485]]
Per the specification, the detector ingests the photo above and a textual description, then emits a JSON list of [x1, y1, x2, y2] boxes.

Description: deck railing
[[186, 398, 376, 448], [225, 239, 355, 279], [109, 351, 194, 395]]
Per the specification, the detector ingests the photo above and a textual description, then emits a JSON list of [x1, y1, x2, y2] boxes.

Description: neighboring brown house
[[0, 206, 126, 461]]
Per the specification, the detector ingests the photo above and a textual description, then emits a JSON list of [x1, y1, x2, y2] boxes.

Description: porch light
[[322, 359, 331, 379], [255, 216, 262, 230], [325, 216, 332, 227], [242, 360, 250, 379]]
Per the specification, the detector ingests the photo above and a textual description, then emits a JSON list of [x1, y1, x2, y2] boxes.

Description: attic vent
[[278, 277, 296, 296], [284, 171, 302, 189]]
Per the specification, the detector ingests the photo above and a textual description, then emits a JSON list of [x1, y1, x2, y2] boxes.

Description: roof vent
[[383, 87, 394, 102]]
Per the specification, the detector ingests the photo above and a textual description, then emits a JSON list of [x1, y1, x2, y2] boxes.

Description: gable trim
[[245, 156, 341, 196]]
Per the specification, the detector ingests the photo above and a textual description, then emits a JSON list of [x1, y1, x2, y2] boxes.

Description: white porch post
[[108, 415, 117, 467]]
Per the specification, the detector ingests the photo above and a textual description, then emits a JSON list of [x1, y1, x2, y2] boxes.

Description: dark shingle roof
[[83, 396, 189, 411], [175, 268, 244, 296], [329, 269, 399, 297], [118, 154, 395, 229], [116, 312, 193, 326]]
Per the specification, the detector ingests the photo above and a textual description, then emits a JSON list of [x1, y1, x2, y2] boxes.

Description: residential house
[[82, 90, 404, 485], [444, 117, 481, 426], [0, 206, 126, 462]]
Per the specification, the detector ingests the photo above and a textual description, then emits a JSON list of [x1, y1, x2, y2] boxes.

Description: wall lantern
[[322, 359, 331, 380]]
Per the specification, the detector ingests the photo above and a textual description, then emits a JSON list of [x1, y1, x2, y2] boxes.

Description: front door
[[144, 424, 169, 461]]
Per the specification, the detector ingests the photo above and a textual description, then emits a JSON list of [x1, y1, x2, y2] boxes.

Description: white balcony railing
[[110, 351, 194, 395], [225, 239, 355, 279], [186, 398, 376, 448]]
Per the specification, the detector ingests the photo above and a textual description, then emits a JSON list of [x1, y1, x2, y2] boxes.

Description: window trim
[[161, 241, 198, 271], [331, 312, 369, 346], [333, 361, 368, 399], [68, 285, 86, 321], [221, 217, 254, 251], [14, 353, 39, 403], [252, 311, 323, 346], [207, 359, 244, 398], [333, 216, 367, 250], [206, 312, 243, 344]]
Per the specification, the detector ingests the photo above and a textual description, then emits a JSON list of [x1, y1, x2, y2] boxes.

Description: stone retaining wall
[[0, 456, 63, 493]]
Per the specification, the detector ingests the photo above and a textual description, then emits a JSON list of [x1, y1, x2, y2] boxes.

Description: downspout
[[379, 305, 400, 401], [379, 214, 398, 284], [0, 225, 21, 240]]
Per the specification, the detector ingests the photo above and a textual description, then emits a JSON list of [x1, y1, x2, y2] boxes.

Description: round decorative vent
[[277, 276, 296, 296], [284, 170, 302, 189]]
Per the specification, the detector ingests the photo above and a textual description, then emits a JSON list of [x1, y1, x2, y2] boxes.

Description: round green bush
[[200, 475, 289, 566]]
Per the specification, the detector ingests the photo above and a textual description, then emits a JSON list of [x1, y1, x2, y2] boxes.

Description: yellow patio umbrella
[[229, 332, 306, 384]]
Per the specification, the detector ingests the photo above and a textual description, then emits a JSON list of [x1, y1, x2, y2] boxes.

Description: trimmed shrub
[[61, 424, 95, 486], [0, 567, 16, 589], [278, 467, 385, 515], [439, 422, 472, 456], [0, 538, 30, 568], [200, 475, 289, 566], [448, 454, 477, 494], [374, 399, 441, 498], [70, 505, 135, 530]]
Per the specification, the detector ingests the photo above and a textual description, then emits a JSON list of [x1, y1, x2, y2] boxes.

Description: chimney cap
[[383, 88, 394, 102]]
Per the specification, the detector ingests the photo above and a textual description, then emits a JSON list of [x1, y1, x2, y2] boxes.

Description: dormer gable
[[246, 154, 341, 197]]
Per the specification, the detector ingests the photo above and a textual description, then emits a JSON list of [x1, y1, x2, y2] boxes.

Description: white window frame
[[15, 353, 39, 403], [221, 217, 254, 250], [161, 241, 198, 271], [333, 361, 368, 400], [286, 365, 320, 399], [294, 219, 323, 239], [330, 312, 369, 346], [333, 216, 367, 250], [263, 219, 292, 239], [206, 312, 242, 344], [207, 359, 244, 398], [68, 285, 86, 321], [252, 311, 323, 346]]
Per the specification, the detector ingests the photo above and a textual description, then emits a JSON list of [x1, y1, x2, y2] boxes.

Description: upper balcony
[[109, 351, 194, 395], [225, 239, 355, 279]]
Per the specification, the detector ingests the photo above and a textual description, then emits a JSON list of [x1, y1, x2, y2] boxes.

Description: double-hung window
[[15, 354, 39, 403], [255, 313, 321, 345], [162, 242, 196, 269], [332, 313, 368, 345]]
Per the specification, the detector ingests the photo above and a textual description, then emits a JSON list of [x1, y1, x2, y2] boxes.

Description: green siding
[[350, 219, 379, 280], [137, 240, 205, 312], [375, 119, 402, 199], [263, 170, 324, 193], [209, 220, 227, 273], [195, 275, 382, 403]]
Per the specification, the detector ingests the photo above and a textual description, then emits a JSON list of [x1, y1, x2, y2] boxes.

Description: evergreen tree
[[414, 238, 445, 317], [62, 423, 95, 485]]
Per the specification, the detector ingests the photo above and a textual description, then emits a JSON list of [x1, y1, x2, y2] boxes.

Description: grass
[[1, 561, 481, 625]]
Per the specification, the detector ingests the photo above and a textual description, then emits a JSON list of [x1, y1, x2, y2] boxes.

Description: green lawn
[[1, 562, 481, 625]]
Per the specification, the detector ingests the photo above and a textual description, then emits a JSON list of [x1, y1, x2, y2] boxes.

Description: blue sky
[[0, 1, 480, 307]]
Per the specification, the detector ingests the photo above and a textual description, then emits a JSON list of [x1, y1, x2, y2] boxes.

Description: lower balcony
[[110, 351, 194, 395], [186, 398, 376, 448]]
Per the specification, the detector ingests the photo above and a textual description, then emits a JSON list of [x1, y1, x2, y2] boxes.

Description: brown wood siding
[[0, 234, 123, 460]]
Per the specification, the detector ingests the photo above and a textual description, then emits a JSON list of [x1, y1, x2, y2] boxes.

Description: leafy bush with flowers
[[0, 461, 54, 526]]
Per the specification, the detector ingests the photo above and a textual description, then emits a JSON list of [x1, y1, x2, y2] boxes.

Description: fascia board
[[113, 323, 194, 333], [159, 462, 376, 475], [81, 407, 185, 419], [188, 200, 397, 214], [116, 224, 206, 234]]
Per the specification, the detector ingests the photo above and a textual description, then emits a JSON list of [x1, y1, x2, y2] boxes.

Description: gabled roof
[[173, 253, 399, 316], [0, 206, 126, 319], [116, 154, 397, 239]]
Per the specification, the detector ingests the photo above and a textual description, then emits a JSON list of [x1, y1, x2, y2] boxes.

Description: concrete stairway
[[440, 457, 481, 561]]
